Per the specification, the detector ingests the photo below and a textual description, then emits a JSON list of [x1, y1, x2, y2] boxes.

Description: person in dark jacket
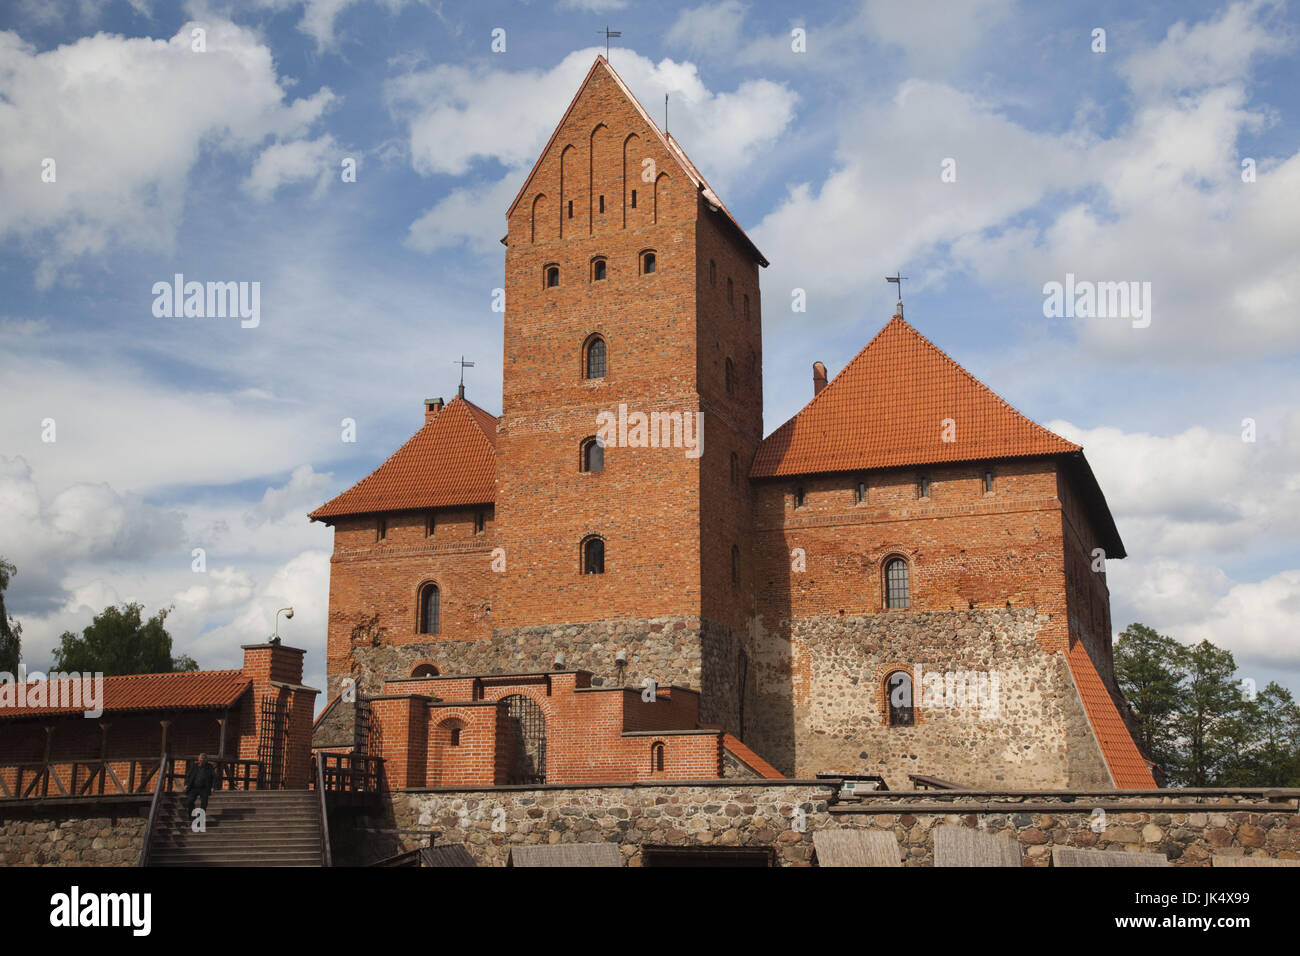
[[184, 753, 217, 815]]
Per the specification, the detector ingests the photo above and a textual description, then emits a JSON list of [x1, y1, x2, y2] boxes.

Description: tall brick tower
[[494, 56, 767, 729]]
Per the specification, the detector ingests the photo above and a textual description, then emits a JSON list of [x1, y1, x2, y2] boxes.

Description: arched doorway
[[502, 695, 546, 784]]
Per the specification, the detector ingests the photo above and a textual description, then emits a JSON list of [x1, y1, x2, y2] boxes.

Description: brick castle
[[308, 56, 1156, 791]]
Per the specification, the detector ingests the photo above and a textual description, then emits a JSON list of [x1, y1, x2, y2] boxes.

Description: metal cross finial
[[454, 355, 475, 398], [886, 271, 908, 316]]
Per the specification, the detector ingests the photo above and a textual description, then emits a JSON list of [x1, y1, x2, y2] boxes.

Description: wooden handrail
[[315, 755, 332, 867], [138, 754, 169, 867]]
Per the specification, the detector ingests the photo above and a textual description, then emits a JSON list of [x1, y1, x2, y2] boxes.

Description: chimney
[[424, 397, 444, 424], [812, 361, 828, 396]]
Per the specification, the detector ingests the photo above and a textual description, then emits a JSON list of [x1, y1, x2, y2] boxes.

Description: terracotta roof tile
[[752, 316, 1081, 478], [0, 670, 250, 719], [1065, 641, 1157, 789], [722, 734, 784, 779], [310, 397, 497, 521]]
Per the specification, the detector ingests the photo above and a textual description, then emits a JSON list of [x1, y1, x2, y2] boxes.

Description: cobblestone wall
[[0, 803, 147, 865], [335, 785, 1300, 868]]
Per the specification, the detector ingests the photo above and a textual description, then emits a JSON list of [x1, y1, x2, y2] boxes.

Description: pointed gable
[[309, 397, 497, 521], [504, 55, 766, 265], [753, 316, 1082, 477]]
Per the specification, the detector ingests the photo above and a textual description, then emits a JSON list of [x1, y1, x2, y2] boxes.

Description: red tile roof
[[753, 315, 1082, 478], [722, 734, 784, 779], [0, 670, 250, 719], [309, 397, 498, 521], [1065, 641, 1158, 789], [505, 56, 767, 266]]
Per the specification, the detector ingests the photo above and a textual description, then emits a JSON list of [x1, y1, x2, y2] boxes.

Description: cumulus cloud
[[386, 47, 797, 253], [755, 0, 1300, 363], [1052, 415, 1300, 558], [0, 20, 335, 286], [242, 135, 341, 201], [0, 456, 185, 614]]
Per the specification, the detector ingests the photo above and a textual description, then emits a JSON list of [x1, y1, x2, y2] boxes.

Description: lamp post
[[273, 607, 294, 644]]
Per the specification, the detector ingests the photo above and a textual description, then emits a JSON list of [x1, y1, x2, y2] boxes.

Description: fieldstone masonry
[[332, 784, 1300, 868], [750, 608, 1114, 787]]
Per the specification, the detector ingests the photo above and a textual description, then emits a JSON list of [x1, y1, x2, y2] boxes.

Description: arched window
[[545, 265, 559, 288], [585, 336, 607, 379], [419, 583, 440, 634], [918, 475, 930, 499], [651, 741, 665, 772], [592, 257, 607, 281], [884, 557, 910, 610], [886, 671, 915, 726], [450, 727, 461, 746], [725, 357, 735, 396], [641, 250, 656, 275], [581, 436, 604, 473], [582, 536, 605, 574], [410, 662, 439, 678], [855, 478, 867, 503]]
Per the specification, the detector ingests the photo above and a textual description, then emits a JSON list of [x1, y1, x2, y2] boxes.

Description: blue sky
[[1, 0, 1298, 703]]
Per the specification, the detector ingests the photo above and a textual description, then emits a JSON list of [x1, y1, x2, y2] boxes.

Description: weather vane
[[887, 271, 908, 316], [600, 26, 621, 59], [454, 355, 475, 398]]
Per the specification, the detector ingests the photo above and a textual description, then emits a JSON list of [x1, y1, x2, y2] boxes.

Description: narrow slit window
[[582, 536, 605, 574], [567, 200, 573, 218], [984, 470, 994, 493], [887, 671, 914, 726], [631, 188, 637, 208], [599, 195, 605, 213]]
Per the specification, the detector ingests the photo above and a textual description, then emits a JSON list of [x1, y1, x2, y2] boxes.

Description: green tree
[[51, 603, 197, 675], [1113, 623, 1183, 772], [1170, 640, 1243, 787], [0, 558, 21, 674], [1218, 682, 1300, 787]]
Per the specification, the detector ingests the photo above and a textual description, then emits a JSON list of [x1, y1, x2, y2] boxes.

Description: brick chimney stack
[[813, 362, 827, 396], [424, 397, 445, 424]]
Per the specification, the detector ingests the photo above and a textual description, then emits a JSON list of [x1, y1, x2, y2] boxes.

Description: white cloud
[[556, 0, 627, 11], [243, 135, 340, 201], [858, 0, 1017, 67], [0, 21, 335, 286], [1052, 416, 1300, 558], [754, 0, 1300, 364], [665, 0, 747, 55]]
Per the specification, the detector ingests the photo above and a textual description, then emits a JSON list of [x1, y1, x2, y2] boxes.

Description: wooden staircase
[[145, 789, 326, 867]]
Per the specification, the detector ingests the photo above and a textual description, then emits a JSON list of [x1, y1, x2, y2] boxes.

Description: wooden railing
[[0, 756, 264, 801], [316, 752, 383, 795], [138, 754, 170, 867], [314, 754, 332, 867], [0, 757, 163, 800], [166, 757, 263, 792]]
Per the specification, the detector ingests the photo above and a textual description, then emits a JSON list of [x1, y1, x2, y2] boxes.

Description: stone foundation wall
[[0, 802, 148, 866], [334, 785, 1300, 867], [749, 608, 1112, 788]]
